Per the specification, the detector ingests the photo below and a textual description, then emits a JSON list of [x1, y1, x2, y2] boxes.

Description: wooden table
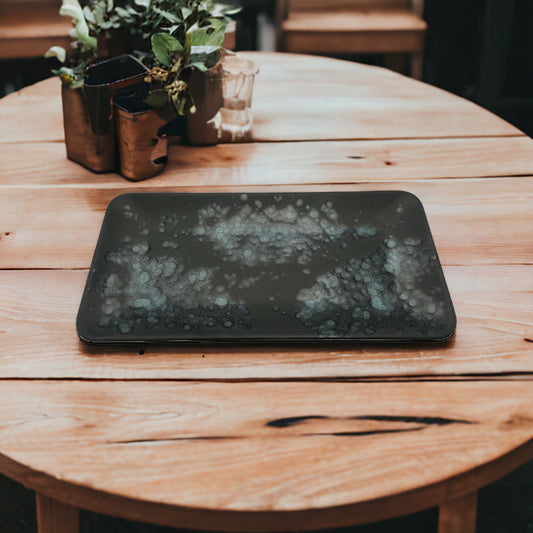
[[1, 52, 532, 533]]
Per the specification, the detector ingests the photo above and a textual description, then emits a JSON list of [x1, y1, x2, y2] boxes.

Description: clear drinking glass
[[220, 55, 259, 141]]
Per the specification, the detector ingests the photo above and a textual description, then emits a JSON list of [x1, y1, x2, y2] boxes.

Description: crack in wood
[[267, 416, 328, 427], [113, 436, 241, 445], [267, 414, 475, 428], [351, 415, 474, 425], [110, 414, 477, 445], [303, 427, 426, 437]]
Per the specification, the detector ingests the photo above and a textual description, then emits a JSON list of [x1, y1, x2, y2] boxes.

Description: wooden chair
[[276, 0, 427, 79], [0, 0, 72, 60]]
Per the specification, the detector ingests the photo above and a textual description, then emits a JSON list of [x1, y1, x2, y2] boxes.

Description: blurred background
[[0, 0, 532, 531], [1, 0, 533, 136]]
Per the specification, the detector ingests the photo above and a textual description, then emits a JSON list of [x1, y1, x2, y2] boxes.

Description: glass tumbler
[[220, 55, 259, 141]]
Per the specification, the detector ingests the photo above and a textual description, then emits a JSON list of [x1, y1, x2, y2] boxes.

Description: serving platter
[[77, 191, 456, 344]]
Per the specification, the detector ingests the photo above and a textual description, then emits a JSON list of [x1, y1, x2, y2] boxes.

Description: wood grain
[[1, 136, 533, 187], [0, 265, 531, 379], [1, 179, 532, 269], [0, 380, 532, 531], [0, 53, 521, 144]]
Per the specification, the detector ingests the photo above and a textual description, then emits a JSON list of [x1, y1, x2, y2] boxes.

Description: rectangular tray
[[77, 191, 456, 344]]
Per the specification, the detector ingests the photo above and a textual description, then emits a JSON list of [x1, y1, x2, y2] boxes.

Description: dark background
[[1, 0, 532, 531]]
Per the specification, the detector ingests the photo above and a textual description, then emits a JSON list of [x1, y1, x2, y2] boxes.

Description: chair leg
[[438, 491, 477, 533], [36, 494, 80, 533], [410, 51, 424, 80], [275, 0, 289, 51], [384, 53, 408, 75]]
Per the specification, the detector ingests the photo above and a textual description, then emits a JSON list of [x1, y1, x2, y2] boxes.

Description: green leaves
[[141, 0, 239, 41], [181, 7, 193, 19], [184, 18, 227, 70], [151, 33, 184, 67], [151, 16, 226, 73], [187, 18, 227, 48], [144, 3, 235, 115], [49, 1, 239, 112]]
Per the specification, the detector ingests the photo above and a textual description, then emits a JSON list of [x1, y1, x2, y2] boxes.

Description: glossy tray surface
[[77, 191, 456, 344]]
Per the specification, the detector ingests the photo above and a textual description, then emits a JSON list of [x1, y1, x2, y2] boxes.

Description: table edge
[[1, 436, 531, 531]]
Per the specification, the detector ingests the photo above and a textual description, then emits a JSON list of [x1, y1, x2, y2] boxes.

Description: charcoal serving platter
[[76, 191, 456, 344]]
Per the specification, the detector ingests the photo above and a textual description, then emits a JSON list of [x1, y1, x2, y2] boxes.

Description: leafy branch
[[144, 5, 235, 115], [45, 0, 240, 94], [145, 19, 226, 115]]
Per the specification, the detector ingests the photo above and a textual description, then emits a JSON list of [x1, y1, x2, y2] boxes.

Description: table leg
[[36, 494, 79, 533], [410, 51, 424, 80], [438, 491, 477, 533]]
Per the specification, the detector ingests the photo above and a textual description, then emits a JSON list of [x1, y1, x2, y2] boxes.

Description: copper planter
[[84, 55, 148, 135], [61, 55, 148, 173], [62, 84, 116, 173], [114, 86, 169, 181], [185, 63, 224, 146]]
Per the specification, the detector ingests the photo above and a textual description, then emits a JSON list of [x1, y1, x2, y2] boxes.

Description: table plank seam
[[1, 374, 533, 383], [0, 133, 528, 144], [3, 176, 533, 191], [2, 179, 533, 191], [249, 134, 530, 142]]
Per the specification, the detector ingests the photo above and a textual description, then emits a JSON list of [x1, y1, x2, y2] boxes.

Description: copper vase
[[61, 84, 116, 173], [114, 86, 169, 181], [83, 55, 148, 135], [185, 63, 224, 146], [61, 55, 148, 173]]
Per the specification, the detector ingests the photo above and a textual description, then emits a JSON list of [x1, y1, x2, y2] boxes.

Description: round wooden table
[[0, 52, 532, 533]]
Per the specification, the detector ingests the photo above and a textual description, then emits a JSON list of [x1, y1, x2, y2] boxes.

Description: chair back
[[288, 0, 410, 11]]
